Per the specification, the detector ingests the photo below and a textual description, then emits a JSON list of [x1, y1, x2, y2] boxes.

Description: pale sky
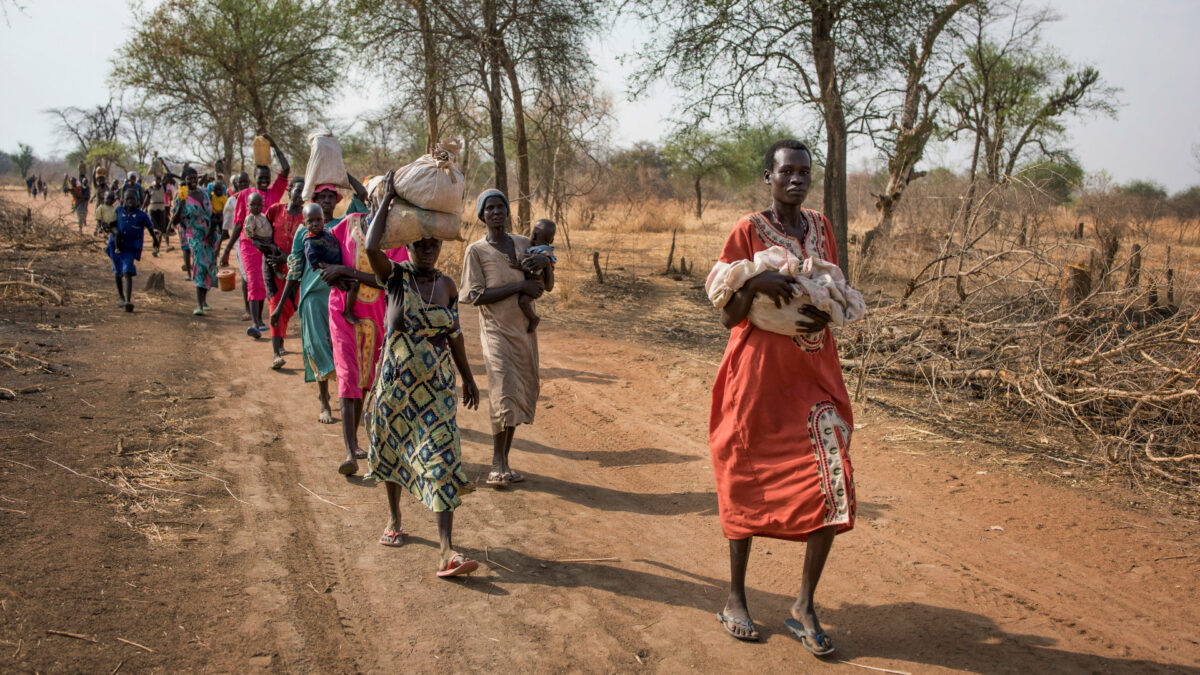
[[3, 0, 1198, 191]]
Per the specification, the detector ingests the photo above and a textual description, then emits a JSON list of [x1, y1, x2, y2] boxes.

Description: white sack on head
[[391, 138, 467, 216], [366, 175, 463, 248], [705, 245, 866, 334], [301, 132, 349, 201]]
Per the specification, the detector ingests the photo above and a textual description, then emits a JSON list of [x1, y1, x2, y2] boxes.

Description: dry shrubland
[[547, 171, 1200, 495]]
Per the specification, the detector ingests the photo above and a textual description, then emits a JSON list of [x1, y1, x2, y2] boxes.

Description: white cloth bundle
[[301, 132, 349, 201], [706, 245, 866, 333], [366, 175, 463, 247], [391, 138, 466, 216]]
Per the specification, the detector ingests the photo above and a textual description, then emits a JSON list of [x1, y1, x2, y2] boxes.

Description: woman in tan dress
[[460, 189, 553, 488]]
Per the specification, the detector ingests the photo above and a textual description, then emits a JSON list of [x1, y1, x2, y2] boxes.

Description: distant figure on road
[[225, 133, 290, 338], [170, 165, 216, 315], [64, 177, 89, 232], [106, 189, 152, 313], [705, 139, 853, 657]]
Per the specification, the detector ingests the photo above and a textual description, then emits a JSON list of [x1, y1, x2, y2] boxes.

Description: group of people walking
[[70, 135, 854, 656]]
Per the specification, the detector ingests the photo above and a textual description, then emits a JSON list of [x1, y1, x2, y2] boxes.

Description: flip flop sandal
[[783, 618, 835, 656], [436, 554, 479, 578], [337, 459, 358, 476], [271, 356, 286, 370], [717, 612, 761, 642], [379, 529, 406, 547], [486, 471, 509, 488], [193, 308, 205, 316], [354, 448, 368, 459], [503, 471, 525, 484]]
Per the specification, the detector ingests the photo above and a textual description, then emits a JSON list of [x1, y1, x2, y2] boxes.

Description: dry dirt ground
[[1, 189, 1198, 674]]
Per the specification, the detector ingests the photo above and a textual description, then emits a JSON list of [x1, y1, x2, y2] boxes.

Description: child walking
[[94, 190, 118, 238], [106, 190, 153, 312], [242, 192, 287, 303]]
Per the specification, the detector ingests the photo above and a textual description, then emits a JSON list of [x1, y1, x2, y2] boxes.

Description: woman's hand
[[268, 306, 282, 327], [220, 252, 230, 267], [748, 271, 796, 308], [319, 264, 349, 284], [521, 279, 545, 299], [795, 305, 832, 333], [461, 378, 480, 410], [520, 254, 550, 273], [380, 169, 395, 202]]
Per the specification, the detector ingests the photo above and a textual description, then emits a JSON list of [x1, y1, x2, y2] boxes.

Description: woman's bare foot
[[318, 406, 335, 424]]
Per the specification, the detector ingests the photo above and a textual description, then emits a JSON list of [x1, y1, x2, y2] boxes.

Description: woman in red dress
[[706, 140, 854, 656]]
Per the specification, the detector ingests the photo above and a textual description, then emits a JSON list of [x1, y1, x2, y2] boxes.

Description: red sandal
[[436, 553, 479, 578]]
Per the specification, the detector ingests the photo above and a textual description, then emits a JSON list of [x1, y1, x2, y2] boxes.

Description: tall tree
[[12, 143, 34, 179], [631, 0, 912, 273], [943, 2, 1117, 222], [432, 0, 601, 233], [45, 99, 124, 170], [662, 127, 736, 219], [113, 0, 346, 171], [860, 0, 975, 259]]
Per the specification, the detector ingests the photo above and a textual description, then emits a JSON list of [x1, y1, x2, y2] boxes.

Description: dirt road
[[2, 190, 1198, 673]]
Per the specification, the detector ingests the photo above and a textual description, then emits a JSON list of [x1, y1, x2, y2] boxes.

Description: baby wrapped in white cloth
[[705, 245, 866, 334]]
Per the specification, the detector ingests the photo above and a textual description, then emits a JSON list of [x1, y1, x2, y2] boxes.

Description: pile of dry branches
[[847, 184, 1198, 490]]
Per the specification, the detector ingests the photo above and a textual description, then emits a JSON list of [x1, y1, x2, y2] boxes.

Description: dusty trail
[[2, 190, 1197, 673]]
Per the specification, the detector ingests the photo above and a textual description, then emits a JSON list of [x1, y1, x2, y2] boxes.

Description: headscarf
[[476, 188, 508, 221]]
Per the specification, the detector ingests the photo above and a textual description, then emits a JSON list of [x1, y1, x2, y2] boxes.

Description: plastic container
[[253, 136, 272, 167], [217, 269, 237, 292], [178, 184, 188, 202]]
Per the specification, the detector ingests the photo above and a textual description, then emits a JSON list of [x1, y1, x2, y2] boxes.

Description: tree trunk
[[417, 0, 439, 152], [483, 0, 508, 197], [861, 194, 895, 260], [694, 176, 703, 219], [498, 42, 531, 235], [811, 2, 849, 274], [665, 227, 677, 273], [1126, 243, 1142, 289]]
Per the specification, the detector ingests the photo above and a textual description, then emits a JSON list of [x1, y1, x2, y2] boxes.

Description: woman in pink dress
[[316, 182, 409, 476]]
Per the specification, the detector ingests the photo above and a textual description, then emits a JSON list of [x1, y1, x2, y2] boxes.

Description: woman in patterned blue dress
[[363, 170, 482, 578]]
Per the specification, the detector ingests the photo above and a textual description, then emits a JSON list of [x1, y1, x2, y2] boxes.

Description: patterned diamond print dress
[[365, 262, 471, 512]]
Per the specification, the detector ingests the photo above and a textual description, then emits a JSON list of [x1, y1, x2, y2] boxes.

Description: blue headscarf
[[475, 188, 509, 221]]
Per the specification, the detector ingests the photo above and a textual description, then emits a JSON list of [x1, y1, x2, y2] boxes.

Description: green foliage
[[112, 0, 346, 167], [1171, 185, 1200, 220], [1019, 158, 1084, 205], [13, 143, 34, 179], [1120, 179, 1168, 202], [944, 9, 1118, 182], [84, 140, 129, 170]]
